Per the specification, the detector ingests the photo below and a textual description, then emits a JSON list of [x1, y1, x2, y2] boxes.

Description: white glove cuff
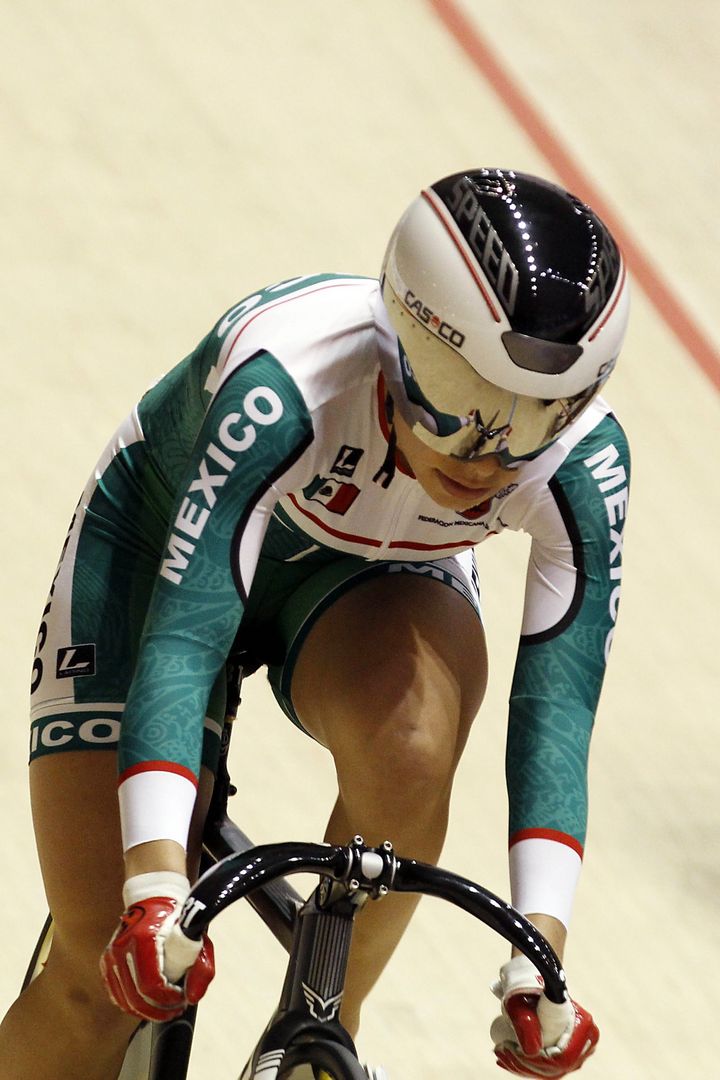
[[122, 871, 190, 908], [492, 954, 545, 1001]]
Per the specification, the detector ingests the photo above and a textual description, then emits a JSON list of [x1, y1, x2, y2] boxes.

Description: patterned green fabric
[[506, 415, 630, 847], [72, 441, 169, 705], [119, 350, 313, 777]]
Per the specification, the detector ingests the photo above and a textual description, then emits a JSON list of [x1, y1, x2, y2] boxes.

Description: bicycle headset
[[379, 168, 630, 464]]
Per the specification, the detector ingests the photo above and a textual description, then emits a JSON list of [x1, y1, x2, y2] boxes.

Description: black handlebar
[[182, 842, 349, 933], [178, 840, 567, 1004], [392, 857, 566, 1003]]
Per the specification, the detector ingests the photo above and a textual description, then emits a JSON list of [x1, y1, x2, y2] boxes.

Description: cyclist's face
[[393, 411, 518, 512]]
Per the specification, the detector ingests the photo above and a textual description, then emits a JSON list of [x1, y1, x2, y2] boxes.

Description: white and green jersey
[[32, 274, 630, 926]]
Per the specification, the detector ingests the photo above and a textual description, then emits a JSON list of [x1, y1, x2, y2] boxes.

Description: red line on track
[[429, 0, 720, 392]]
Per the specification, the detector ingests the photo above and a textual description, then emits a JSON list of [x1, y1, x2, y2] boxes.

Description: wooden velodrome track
[[1, 2, 718, 1076]]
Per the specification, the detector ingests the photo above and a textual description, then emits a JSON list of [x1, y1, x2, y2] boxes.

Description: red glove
[[491, 956, 598, 1077], [100, 871, 214, 1022]]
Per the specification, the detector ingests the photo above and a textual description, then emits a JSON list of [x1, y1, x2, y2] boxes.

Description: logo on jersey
[[331, 445, 364, 478], [583, 442, 628, 661], [56, 644, 96, 679], [304, 475, 360, 516], [160, 385, 285, 586], [30, 714, 121, 758]]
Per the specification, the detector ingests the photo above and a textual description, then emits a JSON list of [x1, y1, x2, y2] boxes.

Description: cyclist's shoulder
[[139, 275, 385, 442], [211, 274, 380, 357], [502, 399, 630, 541], [562, 397, 629, 463], [520, 398, 629, 490], [550, 399, 631, 510], [212, 274, 387, 407]]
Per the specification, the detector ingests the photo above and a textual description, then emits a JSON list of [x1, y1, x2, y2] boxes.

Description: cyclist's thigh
[[264, 550, 487, 757], [30, 415, 160, 760]]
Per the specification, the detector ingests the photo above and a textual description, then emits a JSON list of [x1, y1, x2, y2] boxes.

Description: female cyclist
[[0, 168, 629, 1079]]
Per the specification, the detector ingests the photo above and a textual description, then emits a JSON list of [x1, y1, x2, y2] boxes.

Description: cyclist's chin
[[428, 469, 497, 510]]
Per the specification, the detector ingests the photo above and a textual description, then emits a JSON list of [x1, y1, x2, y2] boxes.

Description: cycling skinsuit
[[28, 275, 630, 925]]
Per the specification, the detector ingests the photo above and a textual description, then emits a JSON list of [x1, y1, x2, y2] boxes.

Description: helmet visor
[[391, 331, 597, 462]]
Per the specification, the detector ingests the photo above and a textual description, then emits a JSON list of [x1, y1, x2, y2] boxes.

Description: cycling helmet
[[380, 168, 629, 461]]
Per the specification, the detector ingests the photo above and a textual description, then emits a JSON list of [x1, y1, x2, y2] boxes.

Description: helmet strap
[[373, 394, 398, 489]]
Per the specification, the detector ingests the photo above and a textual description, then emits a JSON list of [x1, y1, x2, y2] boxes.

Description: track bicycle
[[23, 666, 568, 1080]]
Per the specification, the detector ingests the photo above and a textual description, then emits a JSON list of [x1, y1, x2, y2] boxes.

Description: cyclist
[[0, 169, 629, 1079]]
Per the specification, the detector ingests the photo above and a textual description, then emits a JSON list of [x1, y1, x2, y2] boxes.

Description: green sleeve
[[119, 349, 313, 778], [506, 414, 630, 850]]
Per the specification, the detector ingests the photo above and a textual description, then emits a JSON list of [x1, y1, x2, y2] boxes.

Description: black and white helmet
[[380, 168, 629, 460]]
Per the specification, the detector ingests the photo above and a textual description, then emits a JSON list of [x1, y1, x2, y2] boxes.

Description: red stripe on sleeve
[[118, 760, 199, 788], [509, 827, 584, 860]]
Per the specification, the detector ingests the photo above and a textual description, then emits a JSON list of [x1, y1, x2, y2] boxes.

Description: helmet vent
[[502, 331, 582, 375]]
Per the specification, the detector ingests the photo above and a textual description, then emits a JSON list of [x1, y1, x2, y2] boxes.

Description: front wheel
[[277, 1040, 367, 1079]]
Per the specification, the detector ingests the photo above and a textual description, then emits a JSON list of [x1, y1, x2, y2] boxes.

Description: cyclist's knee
[[382, 716, 456, 791], [332, 715, 457, 835], [335, 651, 468, 771]]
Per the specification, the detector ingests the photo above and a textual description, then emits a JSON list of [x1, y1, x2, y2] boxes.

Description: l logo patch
[[331, 445, 364, 477], [56, 644, 96, 679]]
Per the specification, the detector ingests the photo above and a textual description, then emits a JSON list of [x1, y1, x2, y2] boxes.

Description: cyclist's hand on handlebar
[[100, 871, 215, 1022], [490, 956, 598, 1076]]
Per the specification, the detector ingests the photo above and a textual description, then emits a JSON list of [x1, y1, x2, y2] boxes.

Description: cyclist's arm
[[118, 349, 314, 864], [506, 413, 630, 932]]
